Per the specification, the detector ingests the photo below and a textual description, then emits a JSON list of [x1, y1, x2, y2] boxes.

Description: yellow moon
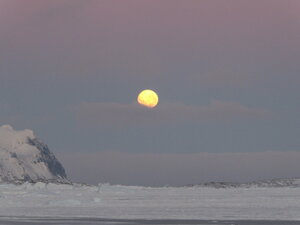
[[137, 89, 159, 108]]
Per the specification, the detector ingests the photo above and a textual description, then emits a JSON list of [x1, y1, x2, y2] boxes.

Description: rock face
[[0, 125, 68, 183]]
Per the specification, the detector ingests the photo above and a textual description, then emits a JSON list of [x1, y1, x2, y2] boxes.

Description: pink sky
[[1, 0, 300, 185]]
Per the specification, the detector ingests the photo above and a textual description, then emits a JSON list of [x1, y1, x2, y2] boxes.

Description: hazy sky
[[1, 0, 300, 185]]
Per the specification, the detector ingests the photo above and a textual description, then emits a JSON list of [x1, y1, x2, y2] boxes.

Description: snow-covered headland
[[0, 125, 68, 184]]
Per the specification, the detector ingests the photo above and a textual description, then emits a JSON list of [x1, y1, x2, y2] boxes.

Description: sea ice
[[0, 182, 299, 220]]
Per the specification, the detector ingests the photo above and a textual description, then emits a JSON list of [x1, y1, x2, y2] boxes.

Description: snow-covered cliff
[[0, 125, 68, 183]]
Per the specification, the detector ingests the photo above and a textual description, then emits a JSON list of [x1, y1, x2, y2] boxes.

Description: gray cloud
[[57, 151, 300, 186], [76, 100, 272, 129]]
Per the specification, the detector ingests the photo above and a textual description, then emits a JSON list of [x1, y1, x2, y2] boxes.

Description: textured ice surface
[[0, 182, 300, 220]]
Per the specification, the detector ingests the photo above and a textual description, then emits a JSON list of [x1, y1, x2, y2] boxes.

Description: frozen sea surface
[[0, 182, 300, 222]]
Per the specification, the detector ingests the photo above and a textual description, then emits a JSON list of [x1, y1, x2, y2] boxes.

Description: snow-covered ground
[[0, 182, 300, 221]]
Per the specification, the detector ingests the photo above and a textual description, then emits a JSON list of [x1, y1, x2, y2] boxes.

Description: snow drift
[[0, 125, 67, 183]]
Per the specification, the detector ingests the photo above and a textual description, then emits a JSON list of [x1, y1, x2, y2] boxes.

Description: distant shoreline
[[1, 217, 300, 225]]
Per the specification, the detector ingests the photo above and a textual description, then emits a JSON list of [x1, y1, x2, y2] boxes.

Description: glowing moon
[[137, 89, 159, 108]]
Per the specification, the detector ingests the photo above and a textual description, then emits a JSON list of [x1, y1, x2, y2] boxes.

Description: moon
[[137, 89, 159, 108]]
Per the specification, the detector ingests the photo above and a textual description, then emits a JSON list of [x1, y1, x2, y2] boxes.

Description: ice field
[[0, 182, 300, 221]]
